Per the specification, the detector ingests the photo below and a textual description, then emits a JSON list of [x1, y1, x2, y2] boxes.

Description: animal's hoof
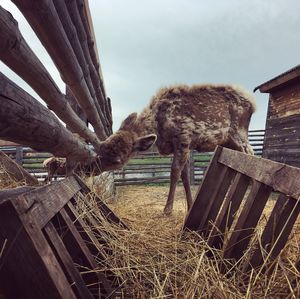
[[163, 207, 173, 216]]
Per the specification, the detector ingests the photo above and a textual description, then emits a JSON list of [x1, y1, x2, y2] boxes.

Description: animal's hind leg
[[181, 159, 193, 211], [226, 130, 254, 155]]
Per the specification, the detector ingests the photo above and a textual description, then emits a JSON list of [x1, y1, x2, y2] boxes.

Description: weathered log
[[0, 6, 101, 150], [79, 0, 113, 132], [66, 86, 87, 125], [0, 72, 96, 162], [12, 0, 107, 140], [52, 0, 110, 136], [65, 0, 112, 132], [0, 151, 39, 186]]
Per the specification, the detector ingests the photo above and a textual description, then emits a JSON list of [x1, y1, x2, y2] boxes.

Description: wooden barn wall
[[263, 79, 300, 167]]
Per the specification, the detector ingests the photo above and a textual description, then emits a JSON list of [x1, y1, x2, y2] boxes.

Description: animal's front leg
[[181, 159, 193, 211], [164, 150, 188, 215]]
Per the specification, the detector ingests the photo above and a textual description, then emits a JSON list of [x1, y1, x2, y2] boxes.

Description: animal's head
[[98, 113, 157, 171]]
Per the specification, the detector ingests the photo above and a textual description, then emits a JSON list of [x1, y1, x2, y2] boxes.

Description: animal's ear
[[119, 113, 138, 130], [133, 134, 157, 152]]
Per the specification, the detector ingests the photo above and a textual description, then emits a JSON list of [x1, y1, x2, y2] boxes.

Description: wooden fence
[[184, 146, 300, 275], [0, 130, 265, 184]]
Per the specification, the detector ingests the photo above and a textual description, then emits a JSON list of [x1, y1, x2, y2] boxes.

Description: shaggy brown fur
[[43, 157, 66, 182], [98, 83, 256, 215]]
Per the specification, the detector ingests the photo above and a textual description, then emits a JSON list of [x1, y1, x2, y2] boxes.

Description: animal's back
[[147, 84, 256, 154]]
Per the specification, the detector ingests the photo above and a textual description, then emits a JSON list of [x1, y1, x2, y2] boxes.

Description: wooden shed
[[255, 65, 300, 167]]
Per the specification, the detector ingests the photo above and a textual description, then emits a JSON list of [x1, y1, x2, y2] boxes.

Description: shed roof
[[254, 64, 300, 93]]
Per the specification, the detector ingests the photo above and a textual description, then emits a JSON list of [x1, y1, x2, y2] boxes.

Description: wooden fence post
[[15, 146, 23, 165]]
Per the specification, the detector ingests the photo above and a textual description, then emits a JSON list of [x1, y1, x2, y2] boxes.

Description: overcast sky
[[1, 0, 300, 131]]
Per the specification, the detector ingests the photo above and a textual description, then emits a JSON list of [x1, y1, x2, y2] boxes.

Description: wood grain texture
[[0, 72, 96, 162], [0, 6, 101, 148], [0, 201, 76, 299], [219, 147, 300, 199], [12, 0, 107, 140]]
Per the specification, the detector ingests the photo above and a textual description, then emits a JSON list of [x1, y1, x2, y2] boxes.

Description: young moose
[[98, 84, 256, 215]]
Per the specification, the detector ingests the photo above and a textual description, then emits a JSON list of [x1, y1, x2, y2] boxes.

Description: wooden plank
[[0, 186, 35, 204], [198, 167, 236, 235], [44, 221, 94, 299], [218, 147, 300, 200], [74, 175, 128, 228], [12, 177, 81, 229], [248, 195, 300, 271], [57, 207, 114, 298], [207, 173, 250, 249], [184, 147, 224, 231], [0, 201, 76, 299], [223, 181, 272, 261]]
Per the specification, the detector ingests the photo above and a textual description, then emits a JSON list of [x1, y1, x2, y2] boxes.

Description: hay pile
[[78, 185, 300, 299], [0, 165, 27, 189]]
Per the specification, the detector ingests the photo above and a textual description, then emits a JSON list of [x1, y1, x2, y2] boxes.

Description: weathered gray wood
[[53, 0, 110, 136], [207, 173, 250, 249], [0, 186, 35, 204], [223, 182, 272, 261], [12, 0, 107, 140], [218, 147, 300, 200], [0, 6, 101, 149], [200, 167, 236, 237], [0, 201, 76, 299], [248, 195, 300, 271], [184, 147, 224, 231], [0, 151, 38, 186], [44, 221, 94, 299], [58, 207, 114, 297], [13, 177, 81, 229], [0, 72, 96, 162], [65, 0, 112, 133]]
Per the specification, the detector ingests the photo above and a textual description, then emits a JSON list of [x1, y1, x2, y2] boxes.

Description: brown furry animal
[[98, 84, 256, 215], [43, 157, 66, 182]]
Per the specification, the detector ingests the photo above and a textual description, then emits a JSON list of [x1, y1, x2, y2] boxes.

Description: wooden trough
[[0, 176, 126, 299], [184, 146, 300, 274]]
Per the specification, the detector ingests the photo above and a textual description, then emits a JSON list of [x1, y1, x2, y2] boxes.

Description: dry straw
[[77, 185, 300, 299], [0, 173, 299, 298]]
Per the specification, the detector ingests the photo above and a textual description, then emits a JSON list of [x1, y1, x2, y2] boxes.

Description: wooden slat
[[207, 173, 250, 249], [74, 175, 128, 229], [184, 147, 224, 231], [248, 195, 300, 271], [13, 177, 81, 228], [0, 201, 76, 299], [57, 207, 114, 298], [44, 221, 94, 299], [199, 167, 236, 236], [218, 147, 300, 199], [0, 186, 35, 204], [223, 181, 272, 261]]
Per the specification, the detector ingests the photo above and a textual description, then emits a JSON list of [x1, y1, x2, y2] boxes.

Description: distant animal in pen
[[43, 157, 66, 182], [98, 83, 256, 215]]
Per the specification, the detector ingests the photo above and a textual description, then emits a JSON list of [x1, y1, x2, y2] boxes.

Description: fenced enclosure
[[0, 130, 265, 184]]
